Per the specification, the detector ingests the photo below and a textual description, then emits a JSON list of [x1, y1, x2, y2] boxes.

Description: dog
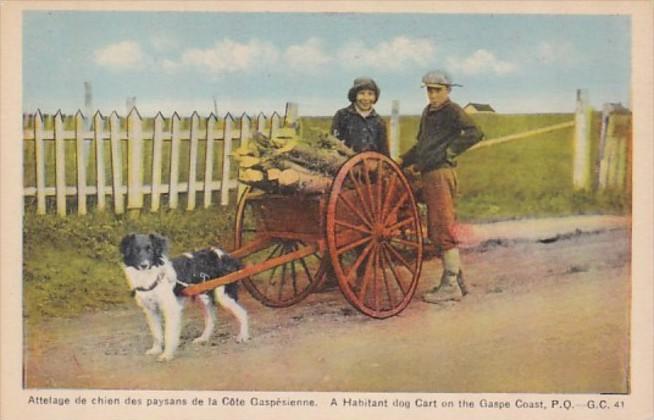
[[119, 233, 249, 361]]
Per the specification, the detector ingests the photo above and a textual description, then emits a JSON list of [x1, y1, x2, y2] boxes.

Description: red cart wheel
[[234, 187, 327, 307], [326, 152, 423, 318]]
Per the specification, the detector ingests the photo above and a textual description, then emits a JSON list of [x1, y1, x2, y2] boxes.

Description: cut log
[[239, 169, 264, 182], [267, 168, 282, 181]]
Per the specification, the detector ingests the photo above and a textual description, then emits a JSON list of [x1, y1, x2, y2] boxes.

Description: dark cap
[[347, 77, 380, 103]]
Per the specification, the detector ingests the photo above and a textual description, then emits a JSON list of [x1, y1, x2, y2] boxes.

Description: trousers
[[421, 167, 459, 253]]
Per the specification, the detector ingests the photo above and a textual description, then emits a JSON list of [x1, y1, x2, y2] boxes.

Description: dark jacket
[[401, 100, 483, 172], [331, 105, 389, 156]]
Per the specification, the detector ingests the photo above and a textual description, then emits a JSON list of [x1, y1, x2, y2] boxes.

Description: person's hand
[[395, 157, 404, 167]]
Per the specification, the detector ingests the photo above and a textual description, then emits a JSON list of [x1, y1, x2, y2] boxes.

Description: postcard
[[1, 1, 652, 419]]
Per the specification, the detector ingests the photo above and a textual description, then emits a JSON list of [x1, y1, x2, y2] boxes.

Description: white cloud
[[283, 38, 332, 70], [447, 49, 517, 76], [94, 41, 146, 71], [163, 38, 280, 76], [150, 34, 180, 52], [338, 36, 436, 71], [537, 41, 578, 65]]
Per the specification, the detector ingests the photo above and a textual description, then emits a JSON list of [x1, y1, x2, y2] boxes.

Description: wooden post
[[606, 118, 618, 188], [389, 100, 400, 160], [270, 112, 281, 138], [127, 107, 144, 213], [34, 110, 46, 215], [169, 112, 181, 209], [203, 113, 217, 208], [257, 113, 266, 134], [597, 104, 611, 190], [109, 111, 124, 214], [75, 111, 88, 215], [238, 113, 251, 201], [573, 89, 592, 190], [284, 102, 299, 128], [615, 129, 627, 189], [54, 111, 66, 216], [221, 113, 234, 206], [93, 112, 106, 211], [186, 112, 200, 210], [151, 112, 164, 211]]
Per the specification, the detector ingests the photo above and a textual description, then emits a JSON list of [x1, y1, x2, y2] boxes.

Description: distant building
[[463, 103, 495, 114], [603, 102, 631, 115]]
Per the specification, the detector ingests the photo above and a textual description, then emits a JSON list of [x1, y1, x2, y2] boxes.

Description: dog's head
[[119, 233, 168, 270]]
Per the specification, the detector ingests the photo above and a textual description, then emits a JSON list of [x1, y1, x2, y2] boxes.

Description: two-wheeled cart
[[182, 151, 423, 319]]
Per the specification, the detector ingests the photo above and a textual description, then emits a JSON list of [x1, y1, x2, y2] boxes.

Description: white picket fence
[[23, 103, 299, 216]]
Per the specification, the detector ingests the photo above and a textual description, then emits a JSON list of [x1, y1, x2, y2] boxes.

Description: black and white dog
[[120, 233, 249, 361]]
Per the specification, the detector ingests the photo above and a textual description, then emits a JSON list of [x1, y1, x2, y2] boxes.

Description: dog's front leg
[[158, 295, 183, 362], [140, 304, 164, 356]]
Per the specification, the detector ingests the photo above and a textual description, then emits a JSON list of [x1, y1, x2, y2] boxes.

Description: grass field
[[22, 112, 631, 320]]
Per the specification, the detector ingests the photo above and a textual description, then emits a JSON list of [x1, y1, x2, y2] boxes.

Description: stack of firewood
[[234, 128, 355, 194]]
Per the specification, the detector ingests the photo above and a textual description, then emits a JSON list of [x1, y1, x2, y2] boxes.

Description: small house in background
[[463, 103, 495, 114], [604, 102, 631, 115]]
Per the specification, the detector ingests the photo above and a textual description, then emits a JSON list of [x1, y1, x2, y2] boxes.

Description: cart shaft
[[181, 240, 325, 296]]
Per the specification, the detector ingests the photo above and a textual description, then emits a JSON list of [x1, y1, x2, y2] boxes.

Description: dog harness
[[130, 271, 166, 296]]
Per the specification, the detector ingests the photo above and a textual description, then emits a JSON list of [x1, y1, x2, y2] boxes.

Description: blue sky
[[23, 11, 631, 116]]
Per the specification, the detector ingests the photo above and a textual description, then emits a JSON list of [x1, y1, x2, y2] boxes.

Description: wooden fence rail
[[23, 103, 296, 216]]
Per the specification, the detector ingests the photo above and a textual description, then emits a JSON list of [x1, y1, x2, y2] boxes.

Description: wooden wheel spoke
[[338, 193, 373, 229], [297, 254, 316, 284], [336, 235, 373, 256], [261, 244, 285, 296], [379, 247, 395, 308], [362, 158, 377, 222], [381, 245, 408, 296], [335, 219, 372, 234], [347, 171, 375, 225], [373, 245, 380, 311], [376, 160, 384, 217], [357, 244, 377, 303], [386, 216, 415, 232], [344, 240, 376, 285], [388, 237, 421, 249], [290, 259, 298, 295], [380, 173, 398, 223], [383, 242, 416, 275], [383, 192, 409, 226], [277, 252, 289, 301]]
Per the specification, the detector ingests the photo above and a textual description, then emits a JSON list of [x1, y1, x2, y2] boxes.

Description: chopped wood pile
[[234, 128, 355, 194]]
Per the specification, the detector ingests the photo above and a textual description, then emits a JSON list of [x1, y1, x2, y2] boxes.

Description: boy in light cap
[[400, 70, 483, 303], [331, 77, 389, 156]]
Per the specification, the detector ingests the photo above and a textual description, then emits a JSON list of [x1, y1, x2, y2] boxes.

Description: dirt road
[[24, 217, 631, 393]]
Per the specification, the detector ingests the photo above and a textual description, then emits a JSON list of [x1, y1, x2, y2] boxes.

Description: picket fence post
[[109, 111, 124, 214], [93, 112, 106, 211], [203, 113, 217, 209], [257, 113, 266, 134], [54, 111, 67, 216], [75, 111, 88, 215], [127, 108, 144, 213], [237, 114, 252, 201], [34, 110, 46, 215], [169, 112, 181, 209], [187, 112, 200, 210], [221, 114, 234, 206], [151, 112, 164, 212]]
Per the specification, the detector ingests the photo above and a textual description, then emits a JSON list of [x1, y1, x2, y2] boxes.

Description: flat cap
[[421, 70, 462, 88]]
